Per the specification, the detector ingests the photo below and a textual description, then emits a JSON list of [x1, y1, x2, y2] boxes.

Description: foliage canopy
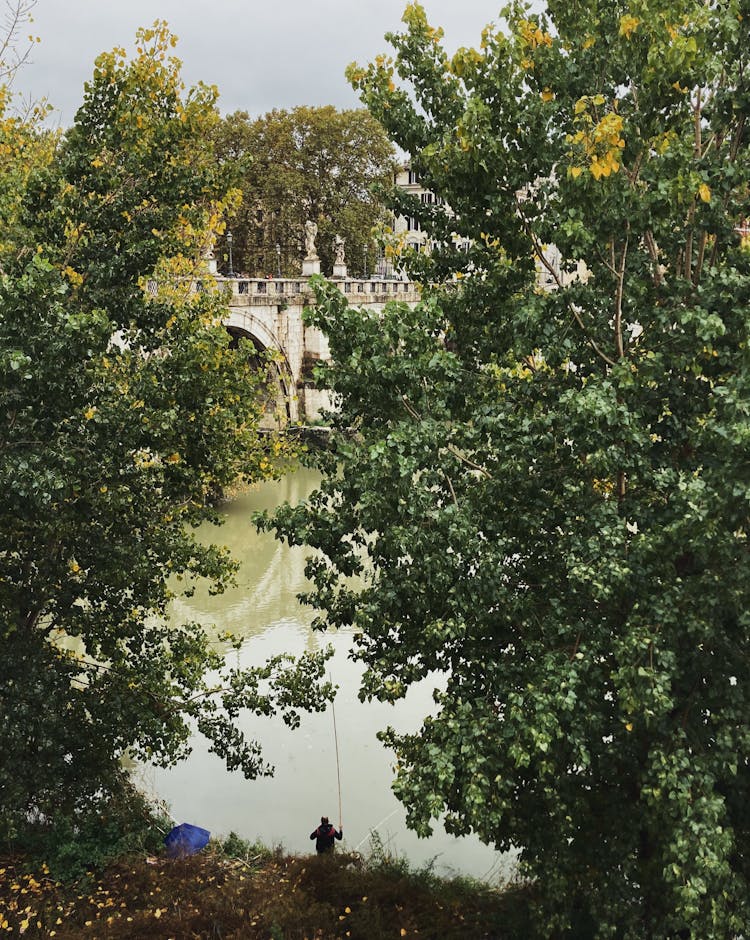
[[0, 23, 332, 855], [212, 105, 396, 276], [265, 1, 750, 935]]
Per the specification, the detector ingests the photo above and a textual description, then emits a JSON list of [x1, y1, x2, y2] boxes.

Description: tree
[[0, 23, 331, 860], [212, 106, 396, 277], [264, 1, 750, 935], [0, 0, 38, 87]]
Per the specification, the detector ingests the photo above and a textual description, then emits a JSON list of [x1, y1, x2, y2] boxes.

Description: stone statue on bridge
[[332, 234, 347, 279], [334, 235, 345, 266], [302, 220, 321, 276], [304, 220, 319, 260]]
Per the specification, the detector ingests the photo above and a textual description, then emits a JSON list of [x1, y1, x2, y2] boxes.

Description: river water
[[144, 468, 511, 882]]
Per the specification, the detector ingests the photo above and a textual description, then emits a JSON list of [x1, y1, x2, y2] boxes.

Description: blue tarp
[[164, 823, 211, 858]]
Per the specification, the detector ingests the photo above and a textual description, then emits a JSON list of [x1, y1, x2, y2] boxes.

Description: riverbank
[[0, 841, 531, 939]]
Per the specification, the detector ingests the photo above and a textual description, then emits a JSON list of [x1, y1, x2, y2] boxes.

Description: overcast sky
[[9, 1, 503, 126]]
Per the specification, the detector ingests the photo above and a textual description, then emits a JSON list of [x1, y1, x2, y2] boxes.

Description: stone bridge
[[220, 276, 421, 424]]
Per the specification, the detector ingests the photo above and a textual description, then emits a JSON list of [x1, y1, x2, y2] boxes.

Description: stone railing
[[219, 277, 421, 303], [146, 276, 422, 304]]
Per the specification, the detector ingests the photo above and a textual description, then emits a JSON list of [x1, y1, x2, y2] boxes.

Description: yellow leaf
[[541, 87, 555, 102], [625, 722, 633, 732], [569, 166, 583, 179], [63, 265, 84, 287], [698, 183, 711, 203], [655, 133, 673, 155], [619, 14, 640, 38]]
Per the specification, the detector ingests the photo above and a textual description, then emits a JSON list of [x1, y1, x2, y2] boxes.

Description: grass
[[0, 835, 532, 939]]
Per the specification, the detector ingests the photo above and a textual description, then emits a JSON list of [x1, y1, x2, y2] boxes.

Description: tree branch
[[515, 195, 616, 367], [0, 0, 37, 85], [614, 233, 628, 360], [643, 230, 664, 287], [400, 393, 491, 478]]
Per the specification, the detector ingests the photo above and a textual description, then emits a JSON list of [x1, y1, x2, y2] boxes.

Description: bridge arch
[[224, 309, 299, 424]]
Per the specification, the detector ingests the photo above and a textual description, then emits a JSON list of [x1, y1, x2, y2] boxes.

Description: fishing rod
[[330, 672, 343, 829], [328, 672, 401, 849]]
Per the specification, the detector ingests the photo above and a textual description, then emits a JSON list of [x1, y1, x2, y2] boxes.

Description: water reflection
[[145, 468, 511, 882]]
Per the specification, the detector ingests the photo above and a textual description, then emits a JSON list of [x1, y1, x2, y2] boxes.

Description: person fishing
[[310, 816, 343, 854]]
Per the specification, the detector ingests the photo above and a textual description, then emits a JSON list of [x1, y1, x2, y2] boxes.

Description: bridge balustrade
[[148, 276, 419, 304], [218, 277, 417, 302]]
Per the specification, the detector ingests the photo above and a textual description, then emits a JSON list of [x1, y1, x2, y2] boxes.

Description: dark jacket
[[310, 822, 343, 853]]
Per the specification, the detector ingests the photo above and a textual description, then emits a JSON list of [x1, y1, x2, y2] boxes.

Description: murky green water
[[143, 468, 512, 882]]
